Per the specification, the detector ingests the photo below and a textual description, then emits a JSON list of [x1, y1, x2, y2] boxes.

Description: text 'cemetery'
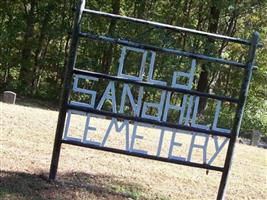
[[64, 46, 231, 166]]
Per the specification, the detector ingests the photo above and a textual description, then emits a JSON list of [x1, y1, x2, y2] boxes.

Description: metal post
[[49, 0, 85, 180], [216, 32, 259, 200]]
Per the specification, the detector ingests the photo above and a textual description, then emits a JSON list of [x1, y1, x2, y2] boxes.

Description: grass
[[0, 102, 267, 199], [0, 171, 145, 200]]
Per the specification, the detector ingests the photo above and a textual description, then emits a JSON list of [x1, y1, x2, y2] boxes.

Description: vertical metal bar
[[216, 32, 259, 200], [49, 0, 85, 180]]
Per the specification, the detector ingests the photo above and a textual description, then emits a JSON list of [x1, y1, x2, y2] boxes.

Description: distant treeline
[[0, 0, 266, 136]]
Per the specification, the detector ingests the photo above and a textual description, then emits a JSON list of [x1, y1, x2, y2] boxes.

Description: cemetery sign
[[49, 1, 260, 199]]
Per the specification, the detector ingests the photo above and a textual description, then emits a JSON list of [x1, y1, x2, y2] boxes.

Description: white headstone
[[3, 91, 16, 104], [251, 130, 261, 146]]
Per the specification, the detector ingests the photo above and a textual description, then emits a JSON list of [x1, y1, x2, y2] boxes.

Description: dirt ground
[[0, 102, 266, 200]]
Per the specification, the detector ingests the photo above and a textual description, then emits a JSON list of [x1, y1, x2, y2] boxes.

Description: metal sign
[[49, 1, 260, 199]]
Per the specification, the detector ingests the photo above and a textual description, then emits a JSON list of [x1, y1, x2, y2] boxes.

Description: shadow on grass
[[0, 170, 146, 200]]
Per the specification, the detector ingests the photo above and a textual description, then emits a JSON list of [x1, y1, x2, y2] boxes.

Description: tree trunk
[[101, 0, 120, 74], [19, 0, 37, 94], [31, 3, 54, 95], [197, 0, 220, 113]]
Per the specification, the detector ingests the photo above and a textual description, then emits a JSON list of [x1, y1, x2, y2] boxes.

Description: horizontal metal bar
[[67, 104, 231, 138], [82, 9, 251, 47], [73, 68, 239, 104], [61, 139, 224, 172], [79, 32, 247, 68]]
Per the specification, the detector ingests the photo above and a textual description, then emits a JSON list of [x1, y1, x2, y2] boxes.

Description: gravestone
[[3, 91, 16, 104], [251, 130, 261, 146]]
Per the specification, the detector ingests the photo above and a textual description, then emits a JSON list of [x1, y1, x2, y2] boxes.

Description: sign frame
[[49, 1, 260, 199]]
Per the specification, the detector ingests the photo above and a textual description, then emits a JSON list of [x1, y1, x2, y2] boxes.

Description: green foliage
[[0, 0, 266, 137]]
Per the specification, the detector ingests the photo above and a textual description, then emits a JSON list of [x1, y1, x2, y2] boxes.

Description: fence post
[[216, 32, 259, 200], [49, 0, 86, 180]]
